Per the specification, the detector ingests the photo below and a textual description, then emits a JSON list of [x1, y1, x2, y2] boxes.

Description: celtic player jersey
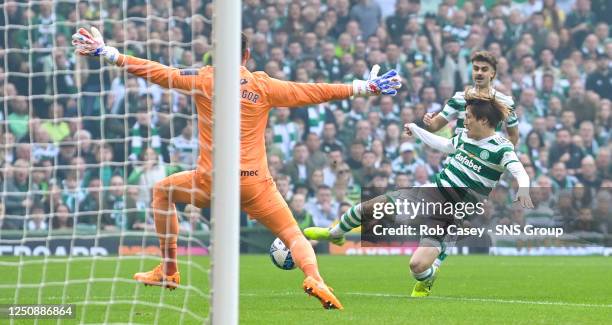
[[435, 130, 519, 203], [440, 89, 518, 134]]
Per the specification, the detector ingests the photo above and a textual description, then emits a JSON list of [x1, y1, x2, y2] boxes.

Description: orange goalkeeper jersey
[[117, 55, 352, 185]]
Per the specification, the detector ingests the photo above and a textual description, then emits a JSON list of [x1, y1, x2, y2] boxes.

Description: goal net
[[0, 0, 215, 323]]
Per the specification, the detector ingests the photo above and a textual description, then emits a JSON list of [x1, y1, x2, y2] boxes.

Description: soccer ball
[[269, 238, 296, 270]]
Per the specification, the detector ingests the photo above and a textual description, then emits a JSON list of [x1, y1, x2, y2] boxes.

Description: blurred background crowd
[[0, 0, 611, 237]]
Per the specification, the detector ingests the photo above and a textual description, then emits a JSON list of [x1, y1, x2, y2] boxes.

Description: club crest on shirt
[[479, 150, 489, 160]]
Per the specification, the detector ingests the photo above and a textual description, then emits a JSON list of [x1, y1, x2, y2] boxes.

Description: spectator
[[443, 10, 470, 45], [78, 177, 103, 226], [74, 129, 96, 164], [548, 128, 585, 174], [102, 175, 126, 229], [386, 0, 412, 44], [586, 52, 612, 100], [577, 155, 601, 190], [565, 0, 595, 48], [282, 143, 313, 185], [27, 204, 48, 231], [129, 106, 162, 161], [542, 0, 566, 31], [321, 122, 345, 154], [290, 193, 314, 230], [440, 37, 469, 92], [276, 174, 293, 203], [124, 185, 149, 231], [0, 201, 8, 230], [568, 207, 602, 233], [32, 128, 58, 162], [4, 159, 36, 227], [169, 118, 197, 170], [8, 96, 29, 141], [350, 0, 382, 39], [593, 191, 611, 233], [179, 205, 208, 232], [307, 185, 339, 227], [355, 150, 379, 186], [305, 132, 326, 170], [128, 147, 177, 204], [51, 204, 73, 230], [412, 165, 430, 187], [550, 161, 579, 191], [392, 142, 422, 175], [40, 102, 70, 144]]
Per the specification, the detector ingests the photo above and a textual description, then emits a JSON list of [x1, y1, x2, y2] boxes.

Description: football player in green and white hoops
[[424, 51, 519, 147], [305, 93, 533, 297]]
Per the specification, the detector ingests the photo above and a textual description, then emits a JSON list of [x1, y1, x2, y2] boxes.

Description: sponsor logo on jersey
[[179, 69, 198, 75], [454, 152, 482, 173], [240, 170, 259, 176]]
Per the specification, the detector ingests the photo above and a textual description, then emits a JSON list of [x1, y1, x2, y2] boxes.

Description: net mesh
[[1, 1, 210, 323]]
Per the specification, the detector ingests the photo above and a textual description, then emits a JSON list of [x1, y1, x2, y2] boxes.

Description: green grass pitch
[[1, 255, 611, 324]]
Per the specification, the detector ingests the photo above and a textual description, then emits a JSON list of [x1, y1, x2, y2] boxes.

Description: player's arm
[[72, 27, 200, 91], [262, 65, 401, 107], [424, 96, 459, 132], [506, 126, 519, 147], [502, 150, 534, 209], [423, 113, 449, 132], [403, 123, 455, 154]]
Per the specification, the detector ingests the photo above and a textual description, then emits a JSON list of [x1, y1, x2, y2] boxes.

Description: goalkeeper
[[305, 93, 533, 297], [72, 27, 401, 310]]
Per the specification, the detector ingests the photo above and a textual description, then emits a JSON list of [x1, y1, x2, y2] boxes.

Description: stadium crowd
[[0, 0, 611, 237]]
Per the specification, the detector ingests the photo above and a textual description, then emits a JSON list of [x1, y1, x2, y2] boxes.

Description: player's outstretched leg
[[304, 193, 388, 245], [304, 203, 364, 246], [262, 207, 344, 310], [409, 243, 441, 297], [133, 171, 207, 289]]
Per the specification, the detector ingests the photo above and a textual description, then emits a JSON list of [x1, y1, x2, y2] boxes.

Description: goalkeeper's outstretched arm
[[261, 65, 401, 108], [73, 27, 401, 99], [72, 27, 201, 91]]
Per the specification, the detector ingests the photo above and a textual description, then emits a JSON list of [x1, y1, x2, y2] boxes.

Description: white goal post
[[210, 0, 241, 324]]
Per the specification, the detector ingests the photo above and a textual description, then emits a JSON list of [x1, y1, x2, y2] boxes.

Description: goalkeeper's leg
[[256, 206, 343, 310], [246, 181, 342, 309], [134, 170, 209, 288]]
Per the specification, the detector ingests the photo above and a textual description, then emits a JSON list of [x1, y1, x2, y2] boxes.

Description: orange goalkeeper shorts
[[154, 170, 293, 230]]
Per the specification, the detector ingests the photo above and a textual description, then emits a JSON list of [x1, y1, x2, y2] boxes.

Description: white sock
[[411, 265, 437, 281]]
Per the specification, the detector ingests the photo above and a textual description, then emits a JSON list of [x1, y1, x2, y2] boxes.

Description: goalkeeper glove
[[72, 27, 120, 64], [353, 65, 402, 96]]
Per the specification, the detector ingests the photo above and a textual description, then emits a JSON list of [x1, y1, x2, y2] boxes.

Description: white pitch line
[[345, 292, 612, 309], [1, 292, 610, 309], [242, 291, 612, 309]]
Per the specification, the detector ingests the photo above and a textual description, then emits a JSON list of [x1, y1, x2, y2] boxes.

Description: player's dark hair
[[471, 50, 498, 78], [241, 32, 249, 58], [464, 92, 510, 128]]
